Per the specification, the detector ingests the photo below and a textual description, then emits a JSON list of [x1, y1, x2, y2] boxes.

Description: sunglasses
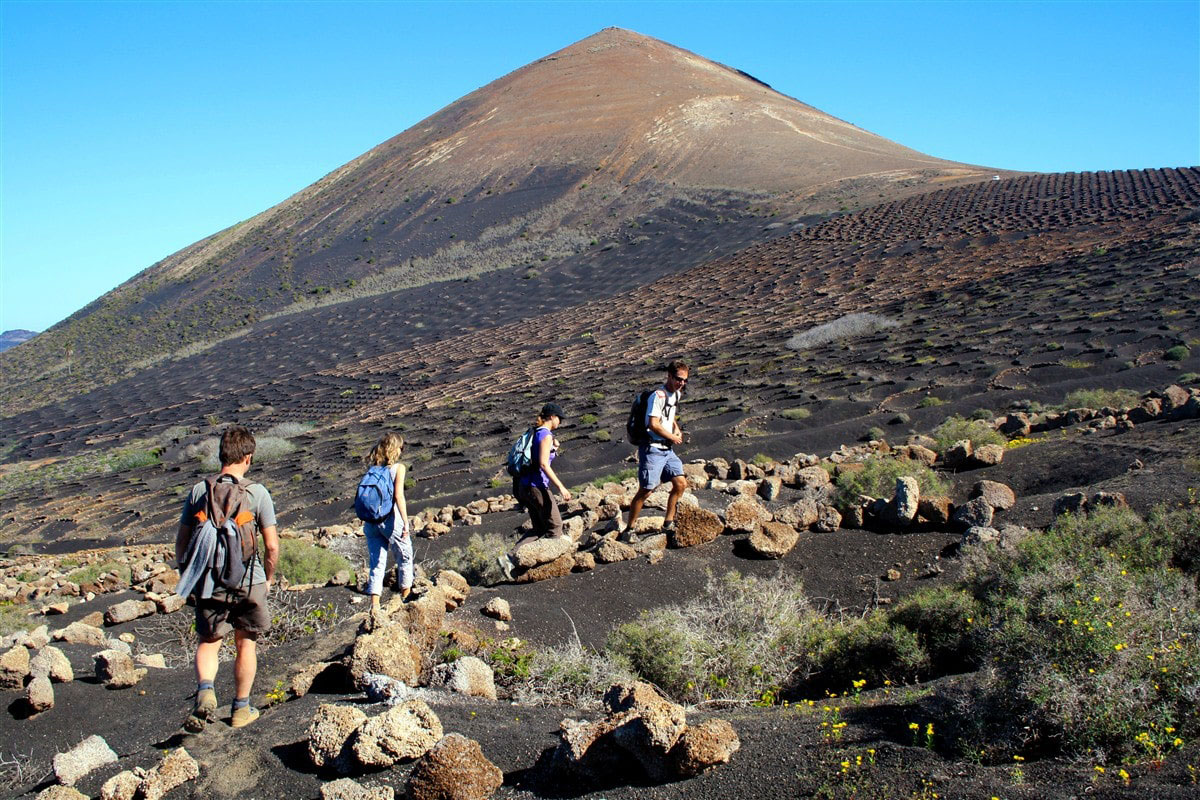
[[670, 373, 689, 384]]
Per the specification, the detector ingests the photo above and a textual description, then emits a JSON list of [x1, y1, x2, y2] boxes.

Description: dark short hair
[[219, 425, 256, 466], [667, 359, 689, 375]]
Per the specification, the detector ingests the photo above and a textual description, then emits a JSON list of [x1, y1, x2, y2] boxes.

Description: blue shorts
[[638, 445, 684, 490]]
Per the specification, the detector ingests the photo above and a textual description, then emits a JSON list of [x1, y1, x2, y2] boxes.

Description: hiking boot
[[618, 529, 640, 545], [230, 704, 260, 728], [183, 688, 217, 733], [496, 555, 514, 582], [661, 519, 676, 533]]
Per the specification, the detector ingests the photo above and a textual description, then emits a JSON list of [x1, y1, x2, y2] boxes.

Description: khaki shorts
[[195, 581, 271, 640]]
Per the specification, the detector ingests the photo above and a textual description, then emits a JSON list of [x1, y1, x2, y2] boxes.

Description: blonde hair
[[367, 432, 404, 466]]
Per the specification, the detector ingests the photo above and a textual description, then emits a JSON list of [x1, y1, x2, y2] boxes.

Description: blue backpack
[[355, 465, 395, 523], [506, 428, 537, 478]]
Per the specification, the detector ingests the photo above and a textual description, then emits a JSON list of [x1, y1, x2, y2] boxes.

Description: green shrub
[[1062, 388, 1140, 410], [277, 539, 352, 585], [939, 505, 1200, 761], [578, 413, 598, 425], [886, 586, 981, 675], [437, 533, 509, 586], [780, 407, 811, 420], [264, 422, 315, 438], [968, 408, 995, 421], [254, 436, 296, 462], [592, 430, 611, 442], [931, 415, 1006, 451], [450, 436, 467, 448], [588, 391, 605, 403], [1179, 372, 1200, 385], [917, 396, 944, 408], [1164, 345, 1190, 361], [67, 560, 131, 587], [833, 457, 949, 508], [810, 614, 928, 691], [589, 468, 636, 488], [607, 572, 825, 705], [511, 641, 637, 709], [0, 601, 37, 636]]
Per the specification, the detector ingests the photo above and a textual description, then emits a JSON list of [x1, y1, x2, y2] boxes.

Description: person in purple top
[[498, 403, 572, 580]]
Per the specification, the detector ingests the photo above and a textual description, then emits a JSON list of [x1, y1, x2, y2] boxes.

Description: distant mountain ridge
[[0, 27, 1005, 414], [0, 330, 36, 353]]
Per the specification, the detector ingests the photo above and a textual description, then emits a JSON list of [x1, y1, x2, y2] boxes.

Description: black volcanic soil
[[1, 168, 1199, 799]]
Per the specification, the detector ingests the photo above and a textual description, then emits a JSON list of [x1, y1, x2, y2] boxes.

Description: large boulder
[[512, 537, 574, 570], [971, 444, 1005, 467], [814, 505, 842, 532], [723, 497, 771, 534], [0, 644, 30, 689], [748, 522, 800, 559], [53, 734, 118, 786], [139, 747, 200, 800], [669, 718, 741, 777], [428, 657, 496, 701], [308, 704, 369, 773], [917, 497, 952, 526], [349, 622, 422, 687], [772, 499, 819, 530], [757, 477, 783, 502], [942, 439, 973, 469], [353, 699, 443, 767], [53, 621, 106, 647], [970, 480, 1016, 511], [595, 538, 638, 564], [94, 649, 146, 689], [792, 465, 832, 491], [321, 778, 395, 800], [951, 497, 994, 531], [36, 788, 88, 800], [669, 503, 724, 548], [880, 476, 919, 528], [481, 598, 511, 622], [515, 554, 574, 584], [604, 682, 689, 781], [25, 674, 54, 713], [104, 599, 157, 626], [405, 590, 448, 652], [405, 733, 503, 800]]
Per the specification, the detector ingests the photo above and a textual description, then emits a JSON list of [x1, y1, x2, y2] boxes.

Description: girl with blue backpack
[[356, 432, 411, 609]]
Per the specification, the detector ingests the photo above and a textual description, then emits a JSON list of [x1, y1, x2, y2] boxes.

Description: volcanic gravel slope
[[2, 166, 1196, 550], [0, 27, 1005, 412], [1, 167, 1199, 800]]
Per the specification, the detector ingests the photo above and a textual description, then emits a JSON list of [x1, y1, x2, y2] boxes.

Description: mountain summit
[[367, 27, 981, 194], [1, 28, 1001, 411]]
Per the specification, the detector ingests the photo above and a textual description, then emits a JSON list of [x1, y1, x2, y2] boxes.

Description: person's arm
[[393, 463, 409, 536], [261, 525, 279, 586], [537, 432, 572, 502], [648, 414, 683, 444]]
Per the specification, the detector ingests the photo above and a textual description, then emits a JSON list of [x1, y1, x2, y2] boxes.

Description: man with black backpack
[[175, 425, 279, 732], [620, 360, 689, 544]]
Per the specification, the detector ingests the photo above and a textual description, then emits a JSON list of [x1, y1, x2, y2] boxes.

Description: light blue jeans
[[364, 516, 413, 596]]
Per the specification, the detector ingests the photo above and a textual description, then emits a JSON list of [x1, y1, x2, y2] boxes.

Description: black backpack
[[625, 390, 654, 446]]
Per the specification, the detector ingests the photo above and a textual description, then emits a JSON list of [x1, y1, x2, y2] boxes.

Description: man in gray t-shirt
[[175, 425, 279, 731]]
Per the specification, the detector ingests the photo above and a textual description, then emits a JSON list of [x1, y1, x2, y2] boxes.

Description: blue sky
[[2, 1, 1197, 333]]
